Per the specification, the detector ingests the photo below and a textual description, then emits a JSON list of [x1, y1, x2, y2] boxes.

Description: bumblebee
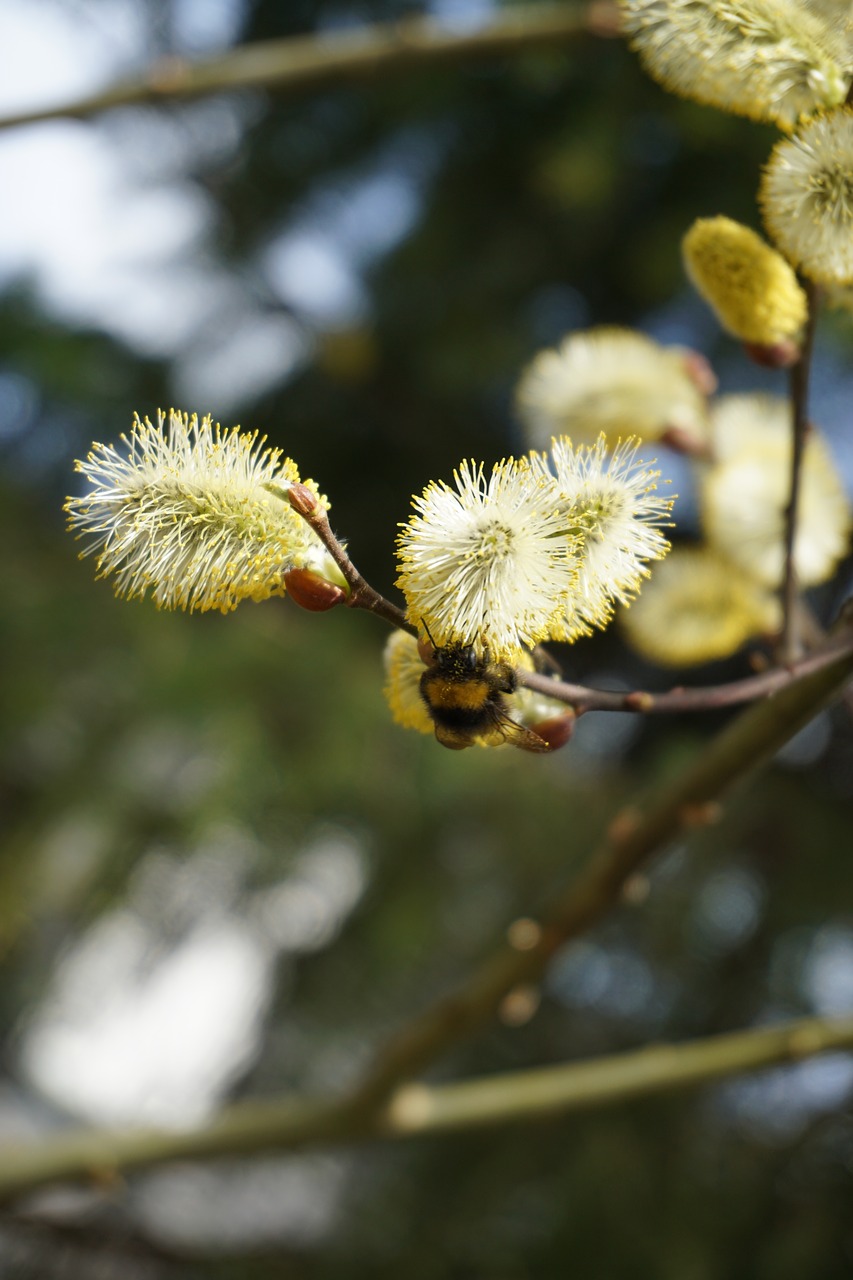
[[419, 636, 552, 753]]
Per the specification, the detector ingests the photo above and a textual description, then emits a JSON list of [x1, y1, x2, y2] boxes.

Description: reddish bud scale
[[284, 568, 348, 612], [659, 425, 710, 460], [416, 636, 434, 665], [742, 339, 801, 369], [680, 348, 718, 397], [624, 690, 654, 711], [288, 483, 321, 518], [525, 712, 575, 752]]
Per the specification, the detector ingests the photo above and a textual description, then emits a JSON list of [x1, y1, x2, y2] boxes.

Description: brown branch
[[288, 483, 416, 633], [290, 469, 853, 713], [516, 631, 853, 714], [781, 280, 820, 662], [0, 1013, 851, 1203], [0, 3, 620, 134]]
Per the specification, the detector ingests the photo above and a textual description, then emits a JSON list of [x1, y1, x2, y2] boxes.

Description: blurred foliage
[[1, 1, 853, 1277]]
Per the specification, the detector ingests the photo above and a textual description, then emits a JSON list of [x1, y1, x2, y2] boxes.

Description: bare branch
[[0, 3, 620, 134], [387, 1014, 853, 1134], [1, 1014, 851, 1203], [288, 484, 416, 634], [517, 630, 853, 714]]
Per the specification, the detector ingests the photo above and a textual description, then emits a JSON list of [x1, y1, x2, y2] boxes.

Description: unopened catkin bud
[[523, 712, 575, 752], [288, 482, 323, 519], [682, 216, 807, 350], [283, 567, 348, 612]]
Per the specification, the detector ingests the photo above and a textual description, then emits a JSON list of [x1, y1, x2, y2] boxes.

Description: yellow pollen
[[809, 166, 853, 221]]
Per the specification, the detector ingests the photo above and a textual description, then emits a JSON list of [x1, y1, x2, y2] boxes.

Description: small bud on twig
[[526, 712, 576, 751], [507, 918, 542, 951], [288, 483, 322, 519], [678, 801, 723, 829], [499, 985, 541, 1027], [284, 568, 348, 612], [742, 339, 802, 369], [624, 690, 654, 712], [607, 807, 641, 845]]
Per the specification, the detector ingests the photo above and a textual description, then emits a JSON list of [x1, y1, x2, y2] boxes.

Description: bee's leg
[[496, 669, 517, 695], [532, 644, 563, 677]]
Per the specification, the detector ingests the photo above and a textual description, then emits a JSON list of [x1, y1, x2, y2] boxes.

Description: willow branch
[[288, 484, 416, 634], [386, 1014, 853, 1134], [516, 630, 853, 714], [294, 470, 853, 706], [1, 1013, 851, 1203], [350, 631, 853, 1106], [0, 3, 620, 134], [781, 281, 820, 662]]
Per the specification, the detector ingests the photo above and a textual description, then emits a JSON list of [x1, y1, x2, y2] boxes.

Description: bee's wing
[[431, 706, 554, 753], [492, 710, 554, 753]]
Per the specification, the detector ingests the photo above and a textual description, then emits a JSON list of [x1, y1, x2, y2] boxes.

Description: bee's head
[[437, 642, 483, 676], [419, 621, 488, 671]]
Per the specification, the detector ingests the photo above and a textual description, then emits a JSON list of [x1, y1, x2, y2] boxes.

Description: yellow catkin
[[619, 0, 847, 132], [383, 631, 434, 735], [620, 546, 781, 667], [682, 216, 807, 345], [760, 107, 853, 285], [65, 410, 332, 613]]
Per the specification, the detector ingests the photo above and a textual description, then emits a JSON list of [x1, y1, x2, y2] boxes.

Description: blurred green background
[[2, 1, 853, 1276]]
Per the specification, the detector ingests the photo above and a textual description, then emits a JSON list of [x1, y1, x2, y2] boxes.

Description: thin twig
[[0, 1013, 851, 1203], [292, 477, 853, 712], [781, 279, 820, 662], [516, 631, 853, 714], [289, 484, 416, 634], [0, 3, 620, 134]]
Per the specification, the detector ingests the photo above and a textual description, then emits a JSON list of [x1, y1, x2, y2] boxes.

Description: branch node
[[385, 1083, 433, 1131], [607, 806, 642, 845], [288, 482, 322, 519], [678, 801, 723, 829], [146, 55, 192, 93], [621, 873, 651, 906], [507, 917, 542, 951], [498, 985, 541, 1027], [787, 1025, 827, 1058]]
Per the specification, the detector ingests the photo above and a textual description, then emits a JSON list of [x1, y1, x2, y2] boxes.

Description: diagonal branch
[[1, 1013, 851, 1203], [287, 483, 416, 633], [0, 3, 620, 134], [349, 629, 853, 1107]]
